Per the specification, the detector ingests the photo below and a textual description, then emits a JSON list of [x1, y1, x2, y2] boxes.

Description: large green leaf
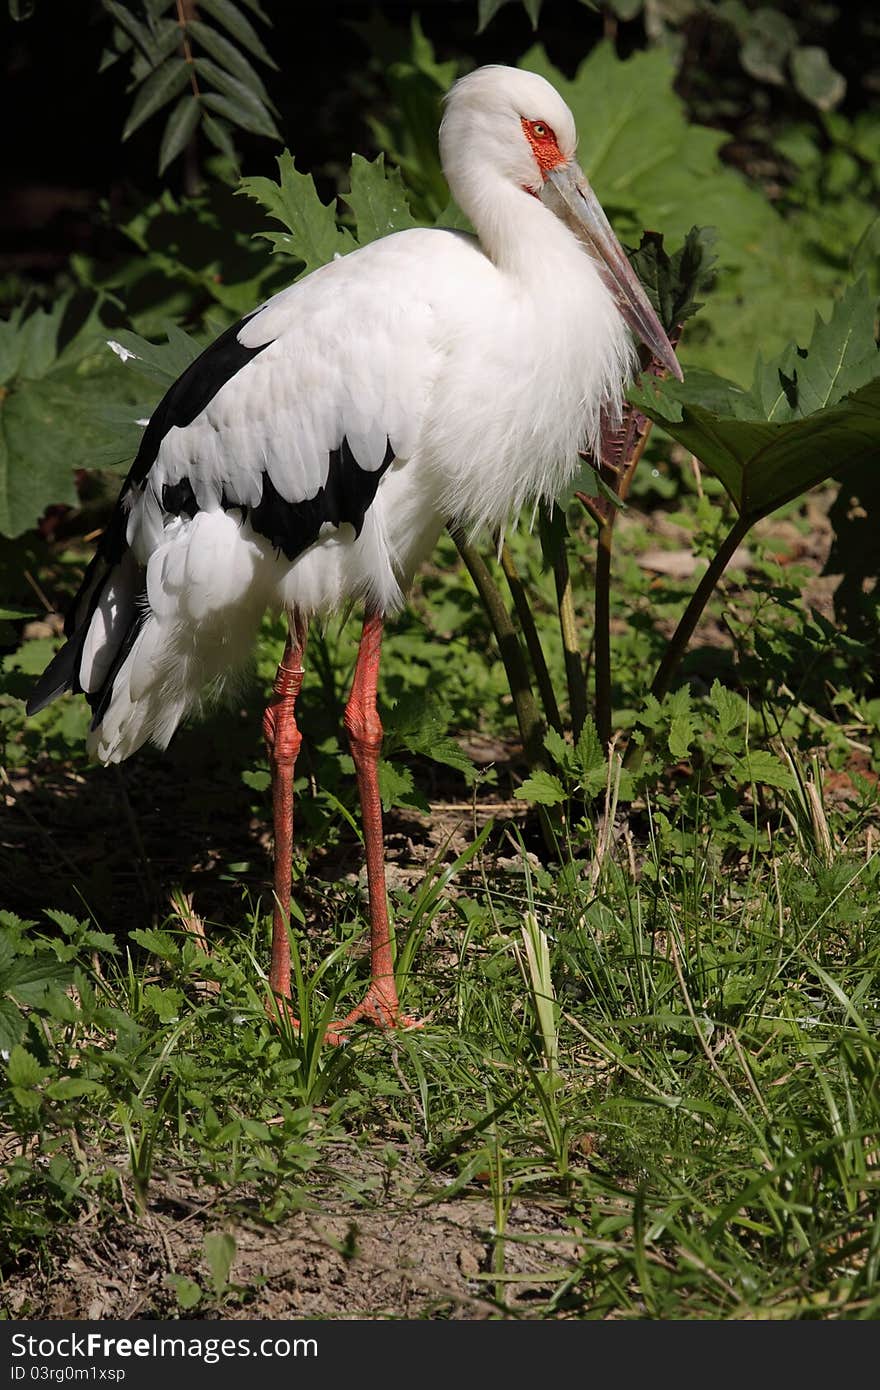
[[239, 151, 356, 271], [631, 275, 880, 520], [0, 299, 145, 537], [345, 154, 419, 245]]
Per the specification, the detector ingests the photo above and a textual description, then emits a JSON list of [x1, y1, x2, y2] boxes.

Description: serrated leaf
[[574, 718, 606, 794], [108, 325, 202, 387], [709, 680, 744, 737], [129, 927, 180, 960], [5, 954, 73, 1004], [187, 19, 273, 102], [6, 1044, 44, 1089], [631, 277, 880, 521], [386, 692, 474, 777], [194, 58, 279, 138], [0, 999, 25, 1053], [197, 0, 277, 68], [735, 750, 796, 791], [634, 227, 718, 335], [122, 56, 190, 141], [346, 154, 418, 245], [376, 760, 424, 813], [158, 94, 201, 175], [668, 714, 695, 761], [514, 772, 567, 806], [239, 151, 354, 272], [544, 726, 575, 776]]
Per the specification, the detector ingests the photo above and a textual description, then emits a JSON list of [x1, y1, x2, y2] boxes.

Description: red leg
[[263, 611, 307, 1015], [334, 610, 422, 1035]]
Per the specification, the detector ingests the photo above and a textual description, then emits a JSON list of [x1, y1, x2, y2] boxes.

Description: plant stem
[[450, 527, 545, 767], [498, 539, 563, 733], [594, 517, 613, 748], [551, 526, 588, 738], [624, 512, 752, 770]]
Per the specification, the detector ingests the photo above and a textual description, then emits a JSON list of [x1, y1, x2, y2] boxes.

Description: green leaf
[[631, 279, 880, 522], [242, 768, 271, 792], [574, 718, 607, 796], [193, 58, 279, 139], [0, 999, 25, 1053], [5, 953, 73, 1005], [197, 0, 277, 68], [107, 325, 202, 387], [668, 714, 695, 761], [46, 1077, 103, 1101], [239, 150, 355, 272], [376, 760, 425, 813], [477, 0, 510, 32], [122, 56, 190, 141], [544, 726, 576, 777], [740, 8, 796, 85], [514, 772, 567, 806], [791, 46, 846, 111], [6, 1044, 43, 1089], [103, 0, 160, 61], [628, 227, 718, 335], [201, 90, 277, 141], [346, 154, 418, 245], [204, 1231, 236, 1292], [187, 18, 273, 100], [709, 680, 745, 737], [202, 112, 239, 168], [735, 750, 796, 791], [158, 94, 201, 175], [166, 1274, 202, 1309], [385, 692, 474, 777]]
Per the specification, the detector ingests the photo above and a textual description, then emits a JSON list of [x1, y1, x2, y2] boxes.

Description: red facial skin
[[521, 117, 567, 190]]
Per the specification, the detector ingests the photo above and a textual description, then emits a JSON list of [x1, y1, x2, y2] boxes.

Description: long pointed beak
[[542, 162, 683, 382]]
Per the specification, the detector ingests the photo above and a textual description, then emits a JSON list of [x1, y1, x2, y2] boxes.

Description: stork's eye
[[527, 120, 555, 141], [532, 122, 548, 137]]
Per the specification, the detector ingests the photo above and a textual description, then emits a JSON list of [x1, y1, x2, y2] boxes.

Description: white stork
[[28, 66, 681, 1038]]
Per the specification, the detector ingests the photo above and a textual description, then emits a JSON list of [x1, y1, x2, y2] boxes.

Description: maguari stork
[[28, 66, 682, 1038]]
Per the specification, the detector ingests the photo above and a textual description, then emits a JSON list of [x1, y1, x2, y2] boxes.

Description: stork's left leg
[[335, 610, 421, 1033]]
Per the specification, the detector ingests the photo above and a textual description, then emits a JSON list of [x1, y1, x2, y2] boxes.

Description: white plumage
[[29, 65, 680, 1035]]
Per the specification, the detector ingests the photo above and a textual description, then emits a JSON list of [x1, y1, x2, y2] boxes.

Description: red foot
[[266, 984, 422, 1047], [329, 981, 424, 1043]]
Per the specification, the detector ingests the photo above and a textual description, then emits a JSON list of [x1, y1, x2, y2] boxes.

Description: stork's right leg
[[263, 611, 308, 1012]]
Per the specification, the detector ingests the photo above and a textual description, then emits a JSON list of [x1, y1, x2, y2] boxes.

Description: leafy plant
[[100, 0, 280, 178]]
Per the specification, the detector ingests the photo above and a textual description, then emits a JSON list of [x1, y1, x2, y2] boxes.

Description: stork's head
[[440, 66, 683, 381]]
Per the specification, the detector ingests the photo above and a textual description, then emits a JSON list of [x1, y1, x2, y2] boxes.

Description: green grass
[[2, 499, 880, 1319]]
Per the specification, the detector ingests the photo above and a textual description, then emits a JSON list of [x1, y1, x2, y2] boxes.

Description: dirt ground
[[2, 1150, 580, 1320]]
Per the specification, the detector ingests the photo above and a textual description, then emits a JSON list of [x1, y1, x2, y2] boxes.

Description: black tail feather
[[26, 628, 89, 716]]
